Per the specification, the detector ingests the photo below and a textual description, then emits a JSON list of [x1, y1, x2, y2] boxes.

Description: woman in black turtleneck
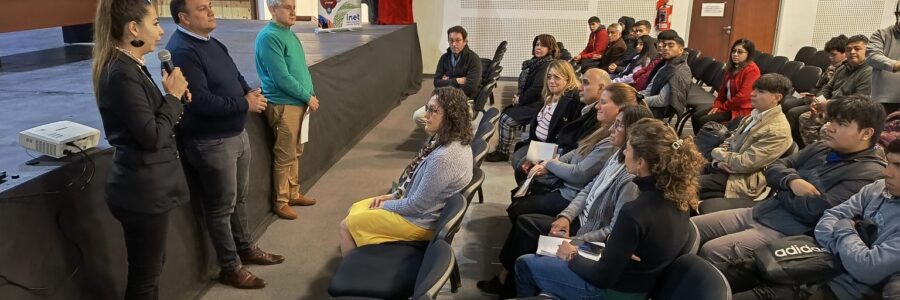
[[514, 118, 705, 299]]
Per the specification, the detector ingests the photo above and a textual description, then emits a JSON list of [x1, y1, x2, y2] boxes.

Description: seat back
[[708, 62, 725, 92], [432, 193, 467, 244], [685, 48, 700, 64], [483, 107, 501, 127], [765, 56, 788, 74], [752, 53, 773, 74], [778, 61, 804, 81], [411, 240, 455, 300], [791, 65, 822, 94], [472, 80, 497, 113], [471, 137, 488, 167], [492, 41, 508, 63], [687, 220, 700, 255], [781, 141, 799, 158], [475, 119, 493, 140], [809, 50, 831, 71], [794, 46, 817, 65], [700, 60, 723, 88], [460, 168, 484, 204], [649, 254, 732, 300], [691, 57, 714, 83]]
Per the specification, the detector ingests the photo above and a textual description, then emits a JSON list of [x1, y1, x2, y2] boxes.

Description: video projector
[[19, 121, 100, 158]]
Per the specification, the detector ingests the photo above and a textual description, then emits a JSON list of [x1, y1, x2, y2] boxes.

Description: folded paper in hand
[[526, 141, 558, 163], [513, 172, 534, 198]]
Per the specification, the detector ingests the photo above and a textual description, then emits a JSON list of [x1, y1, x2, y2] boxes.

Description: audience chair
[[777, 61, 804, 84], [328, 194, 468, 298], [649, 254, 733, 300], [472, 81, 498, 115], [472, 168, 486, 204], [791, 65, 822, 94], [461, 166, 486, 204], [687, 220, 701, 255], [676, 61, 722, 135], [794, 46, 818, 65], [690, 57, 714, 84], [411, 240, 456, 300], [492, 41, 508, 64], [752, 53, 774, 74], [475, 119, 494, 140], [685, 48, 700, 65], [483, 107, 501, 128], [472, 137, 489, 168], [432, 194, 469, 293], [764, 56, 788, 74], [809, 50, 831, 71], [487, 66, 503, 105]]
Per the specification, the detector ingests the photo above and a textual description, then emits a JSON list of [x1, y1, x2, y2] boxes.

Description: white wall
[[256, 0, 318, 20], [774, 0, 897, 58]]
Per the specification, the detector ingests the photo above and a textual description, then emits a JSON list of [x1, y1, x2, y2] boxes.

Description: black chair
[[685, 48, 700, 65], [411, 240, 456, 300], [472, 80, 497, 114], [649, 254, 733, 300], [793, 46, 817, 65], [687, 220, 701, 255], [778, 61, 804, 83], [765, 56, 788, 74], [328, 194, 468, 298], [753, 53, 773, 73], [690, 57, 714, 83], [790, 65, 822, 94], [809, 50, 831, 71], [492, 41, 508, 64], [676, 61, 722, 135], [472, 137, 488, 168]]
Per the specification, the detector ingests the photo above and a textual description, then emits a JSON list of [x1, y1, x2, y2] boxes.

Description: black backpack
[[754, 235, 842, 285]]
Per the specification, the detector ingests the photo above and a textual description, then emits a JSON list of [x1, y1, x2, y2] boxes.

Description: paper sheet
[[513, 172, 535, 198], [300, 111, 311, 144], [536, 236, 606, 261], [526, 141, 558, 163]]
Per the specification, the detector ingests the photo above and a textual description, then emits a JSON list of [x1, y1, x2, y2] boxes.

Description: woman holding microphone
[[91, 0, 191, 298]]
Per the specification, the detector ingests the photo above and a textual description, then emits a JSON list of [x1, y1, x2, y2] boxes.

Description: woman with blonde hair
[[92, 0, 194, 298], [339, 87, 473, 256], [515, 118, 705, 300]]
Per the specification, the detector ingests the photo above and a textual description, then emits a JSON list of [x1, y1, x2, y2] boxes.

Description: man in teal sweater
[[255, 0, 320, 220]]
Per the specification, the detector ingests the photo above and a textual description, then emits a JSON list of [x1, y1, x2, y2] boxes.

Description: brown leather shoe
[[239, 245, 285, 265], [273, 204, 297, 220], [288, 194, 317, 206], [218, 266, 266, 289]]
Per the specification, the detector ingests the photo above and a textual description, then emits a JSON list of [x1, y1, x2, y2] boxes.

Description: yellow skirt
[[344, 198, 434, 247]]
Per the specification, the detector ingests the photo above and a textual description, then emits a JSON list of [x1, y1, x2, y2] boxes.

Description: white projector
[[19, 121, 101, 158]]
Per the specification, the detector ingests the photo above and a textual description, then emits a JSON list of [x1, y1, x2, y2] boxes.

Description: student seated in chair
[[692, 95, 886, 293], [478, 105, 654, 298], [513, 118, 704, 300], [339, 87, 473, 256], [414, 26, 481, 127], [698, 74, 793, 214], [640, 30, 692, 119], [731, 138, 900, 300], [691, 39, 761, 134]]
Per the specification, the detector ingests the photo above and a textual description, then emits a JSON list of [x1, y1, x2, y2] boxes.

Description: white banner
[[316, 0, 362, 33]]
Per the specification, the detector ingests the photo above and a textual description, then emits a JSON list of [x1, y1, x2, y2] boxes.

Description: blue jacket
[[815, 180, 900, 299]]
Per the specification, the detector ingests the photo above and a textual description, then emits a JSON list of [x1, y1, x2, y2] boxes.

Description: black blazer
[[97, 55, 189, 214], [555, 105, 599, 154], [515, 90, 584, 151], [503, 58, 552, 123]]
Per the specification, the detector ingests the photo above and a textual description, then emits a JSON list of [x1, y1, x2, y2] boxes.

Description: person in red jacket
[[692, 39, 761, 133], [574, 16, 608, 70]]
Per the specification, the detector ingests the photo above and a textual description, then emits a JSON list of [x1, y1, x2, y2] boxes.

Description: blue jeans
[[183, 130, 252, 271], [515, 254, 605, 299]]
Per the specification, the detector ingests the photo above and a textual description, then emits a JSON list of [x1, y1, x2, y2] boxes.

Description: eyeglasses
[[612, 119, 624, 130], [732, 49, 748, 54], [425, 105, 442, 115], [448, 38, 465, 44]]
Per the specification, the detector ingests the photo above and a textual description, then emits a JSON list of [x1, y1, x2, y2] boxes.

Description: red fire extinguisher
[[656, 0, 672, 31]]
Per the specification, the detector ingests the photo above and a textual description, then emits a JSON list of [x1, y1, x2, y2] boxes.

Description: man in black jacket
[[413, 26, 481, 126], [691, 95, 887, 292], [168, 0, 284, 289]]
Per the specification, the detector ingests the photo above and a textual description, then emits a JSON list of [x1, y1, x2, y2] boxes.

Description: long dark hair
[[725, 38, 755, 73], [431, 87, 474, 146], [636, 35, 658, 65], [532, 34, 560, 59], [92, 0, 152, 100]]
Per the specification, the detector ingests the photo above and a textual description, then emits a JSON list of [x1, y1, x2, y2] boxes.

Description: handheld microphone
[[157, 50, 188, 104]]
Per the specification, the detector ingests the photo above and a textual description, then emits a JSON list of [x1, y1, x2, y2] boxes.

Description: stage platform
[[0, 19, 422, 300]]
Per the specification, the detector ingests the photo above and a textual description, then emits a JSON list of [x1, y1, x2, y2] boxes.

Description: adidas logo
[[774, 244, 828, 257]]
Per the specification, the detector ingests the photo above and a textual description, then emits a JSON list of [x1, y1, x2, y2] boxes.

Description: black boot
[[485, 151, 509, 162]]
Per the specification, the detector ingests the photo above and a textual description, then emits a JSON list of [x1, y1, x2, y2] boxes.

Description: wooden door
[[730, 0, 780, 55], [688, 0, 735, 62]]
